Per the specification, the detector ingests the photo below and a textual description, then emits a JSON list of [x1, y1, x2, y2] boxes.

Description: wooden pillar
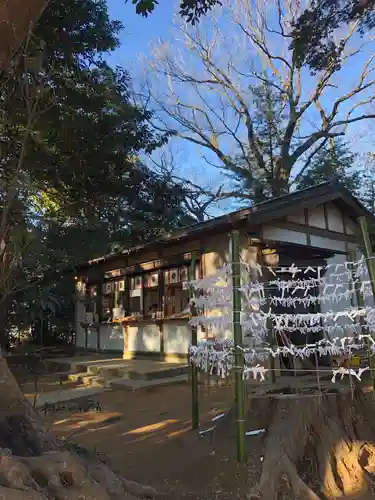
[[96, 284, 101, 354], [84, 324, 88, 352], [96, 325, 100, 354]]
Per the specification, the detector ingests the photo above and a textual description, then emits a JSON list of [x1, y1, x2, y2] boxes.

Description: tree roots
[[0, 353, 164, 499], [248, 387, 375, 499], [0, 447, 163, 499]]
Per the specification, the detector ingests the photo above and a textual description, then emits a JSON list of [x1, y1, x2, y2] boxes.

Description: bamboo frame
[[190, 252, 199, 430], [231, 230, 246, 463]]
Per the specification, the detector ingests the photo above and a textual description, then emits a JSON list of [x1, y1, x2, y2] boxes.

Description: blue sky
[[103, 1, 375, 216], [105, 0, 230, 215], [106, 1, 176, 69]]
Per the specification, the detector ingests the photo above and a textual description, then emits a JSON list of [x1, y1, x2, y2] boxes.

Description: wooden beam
[[323, 203, 329, 231], [304, 208, 311, 245], [103, 252, 197, 279]]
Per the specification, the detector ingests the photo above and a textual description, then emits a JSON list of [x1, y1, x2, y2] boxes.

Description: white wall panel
[[163, 320, 191, 354], [262, 225, 308, 245], [310, 236, 346, 252], [327, 203, 344, 233], [308, 205, 326, 229], [86, 327, 97, 350], [100, 324, 124, 351], [345, 219, 357, 235], [286, 213, 306, 224], [127, 324, 160, 352]]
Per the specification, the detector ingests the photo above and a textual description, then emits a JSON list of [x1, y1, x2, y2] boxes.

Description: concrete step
[[26, 386, 109, 409], [82, 375, 109, 388], [43, 359, 81, 374], [128, 365, 188, 381], [43, 356, 124, 375], [86, 364, 129, 378], [110, 374, 188, 391], [67, 372, 112, 388], [67, 372, 86, 383]]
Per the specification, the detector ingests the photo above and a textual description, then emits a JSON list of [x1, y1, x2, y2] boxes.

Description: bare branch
[[290, 131, 344, 164], [144, 0, 375, 202], [291, 137, 330, 187]]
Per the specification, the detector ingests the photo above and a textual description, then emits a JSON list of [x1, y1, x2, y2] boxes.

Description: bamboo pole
[[357, 216, 375, 391], [190, 251, 199, 430], [231, 230, 246, 463]]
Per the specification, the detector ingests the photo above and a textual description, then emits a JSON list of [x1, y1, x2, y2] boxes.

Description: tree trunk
[[0, 297, 9, 351], [0, 0, 49, 70], [246, 386, 375, 499], [0, 350, 163, 499], [272, 157, 292, 198]]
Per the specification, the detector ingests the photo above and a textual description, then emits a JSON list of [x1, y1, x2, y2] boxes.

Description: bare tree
[[149, 149, 224, 221], [144, 0, 375, 202]]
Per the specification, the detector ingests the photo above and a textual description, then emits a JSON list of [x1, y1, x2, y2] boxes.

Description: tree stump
[[248, 386, 375, 499]]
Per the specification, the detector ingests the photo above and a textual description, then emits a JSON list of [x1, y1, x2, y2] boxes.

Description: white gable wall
[[326, 203, 345, 233], [286, 212, 306, 224], [307, 204, 326, 229], [287, 202, 347, 234]]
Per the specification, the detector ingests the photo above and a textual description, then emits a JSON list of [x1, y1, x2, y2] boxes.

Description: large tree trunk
[[247, 386, 375, 499], [0, 351, 162, 499], [0, 0, 49, 71], [0, 297, 9, 351]]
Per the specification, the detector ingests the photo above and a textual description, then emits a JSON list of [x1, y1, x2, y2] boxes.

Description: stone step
[[86, 364, 129, 378], [43, 356, 124, 375], [67, 372, 112, 388], [128, 365, 188, 381], [110, 374, 188, 391], [26, 386, 109, 409], [43, 359, 81, 373]]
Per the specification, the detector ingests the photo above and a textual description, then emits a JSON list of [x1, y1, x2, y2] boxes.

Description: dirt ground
[[11, 354, 375, 499], [29, 380, 262, 499], [15, 368, 375, 499]]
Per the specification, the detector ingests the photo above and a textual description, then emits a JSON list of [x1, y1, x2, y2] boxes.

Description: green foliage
[[295, 139, 360, 193], [129, 0, 221, 23], [0, 0, 193, 345], [359, 154, 375, 214], [291, 0, 375, 71]]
